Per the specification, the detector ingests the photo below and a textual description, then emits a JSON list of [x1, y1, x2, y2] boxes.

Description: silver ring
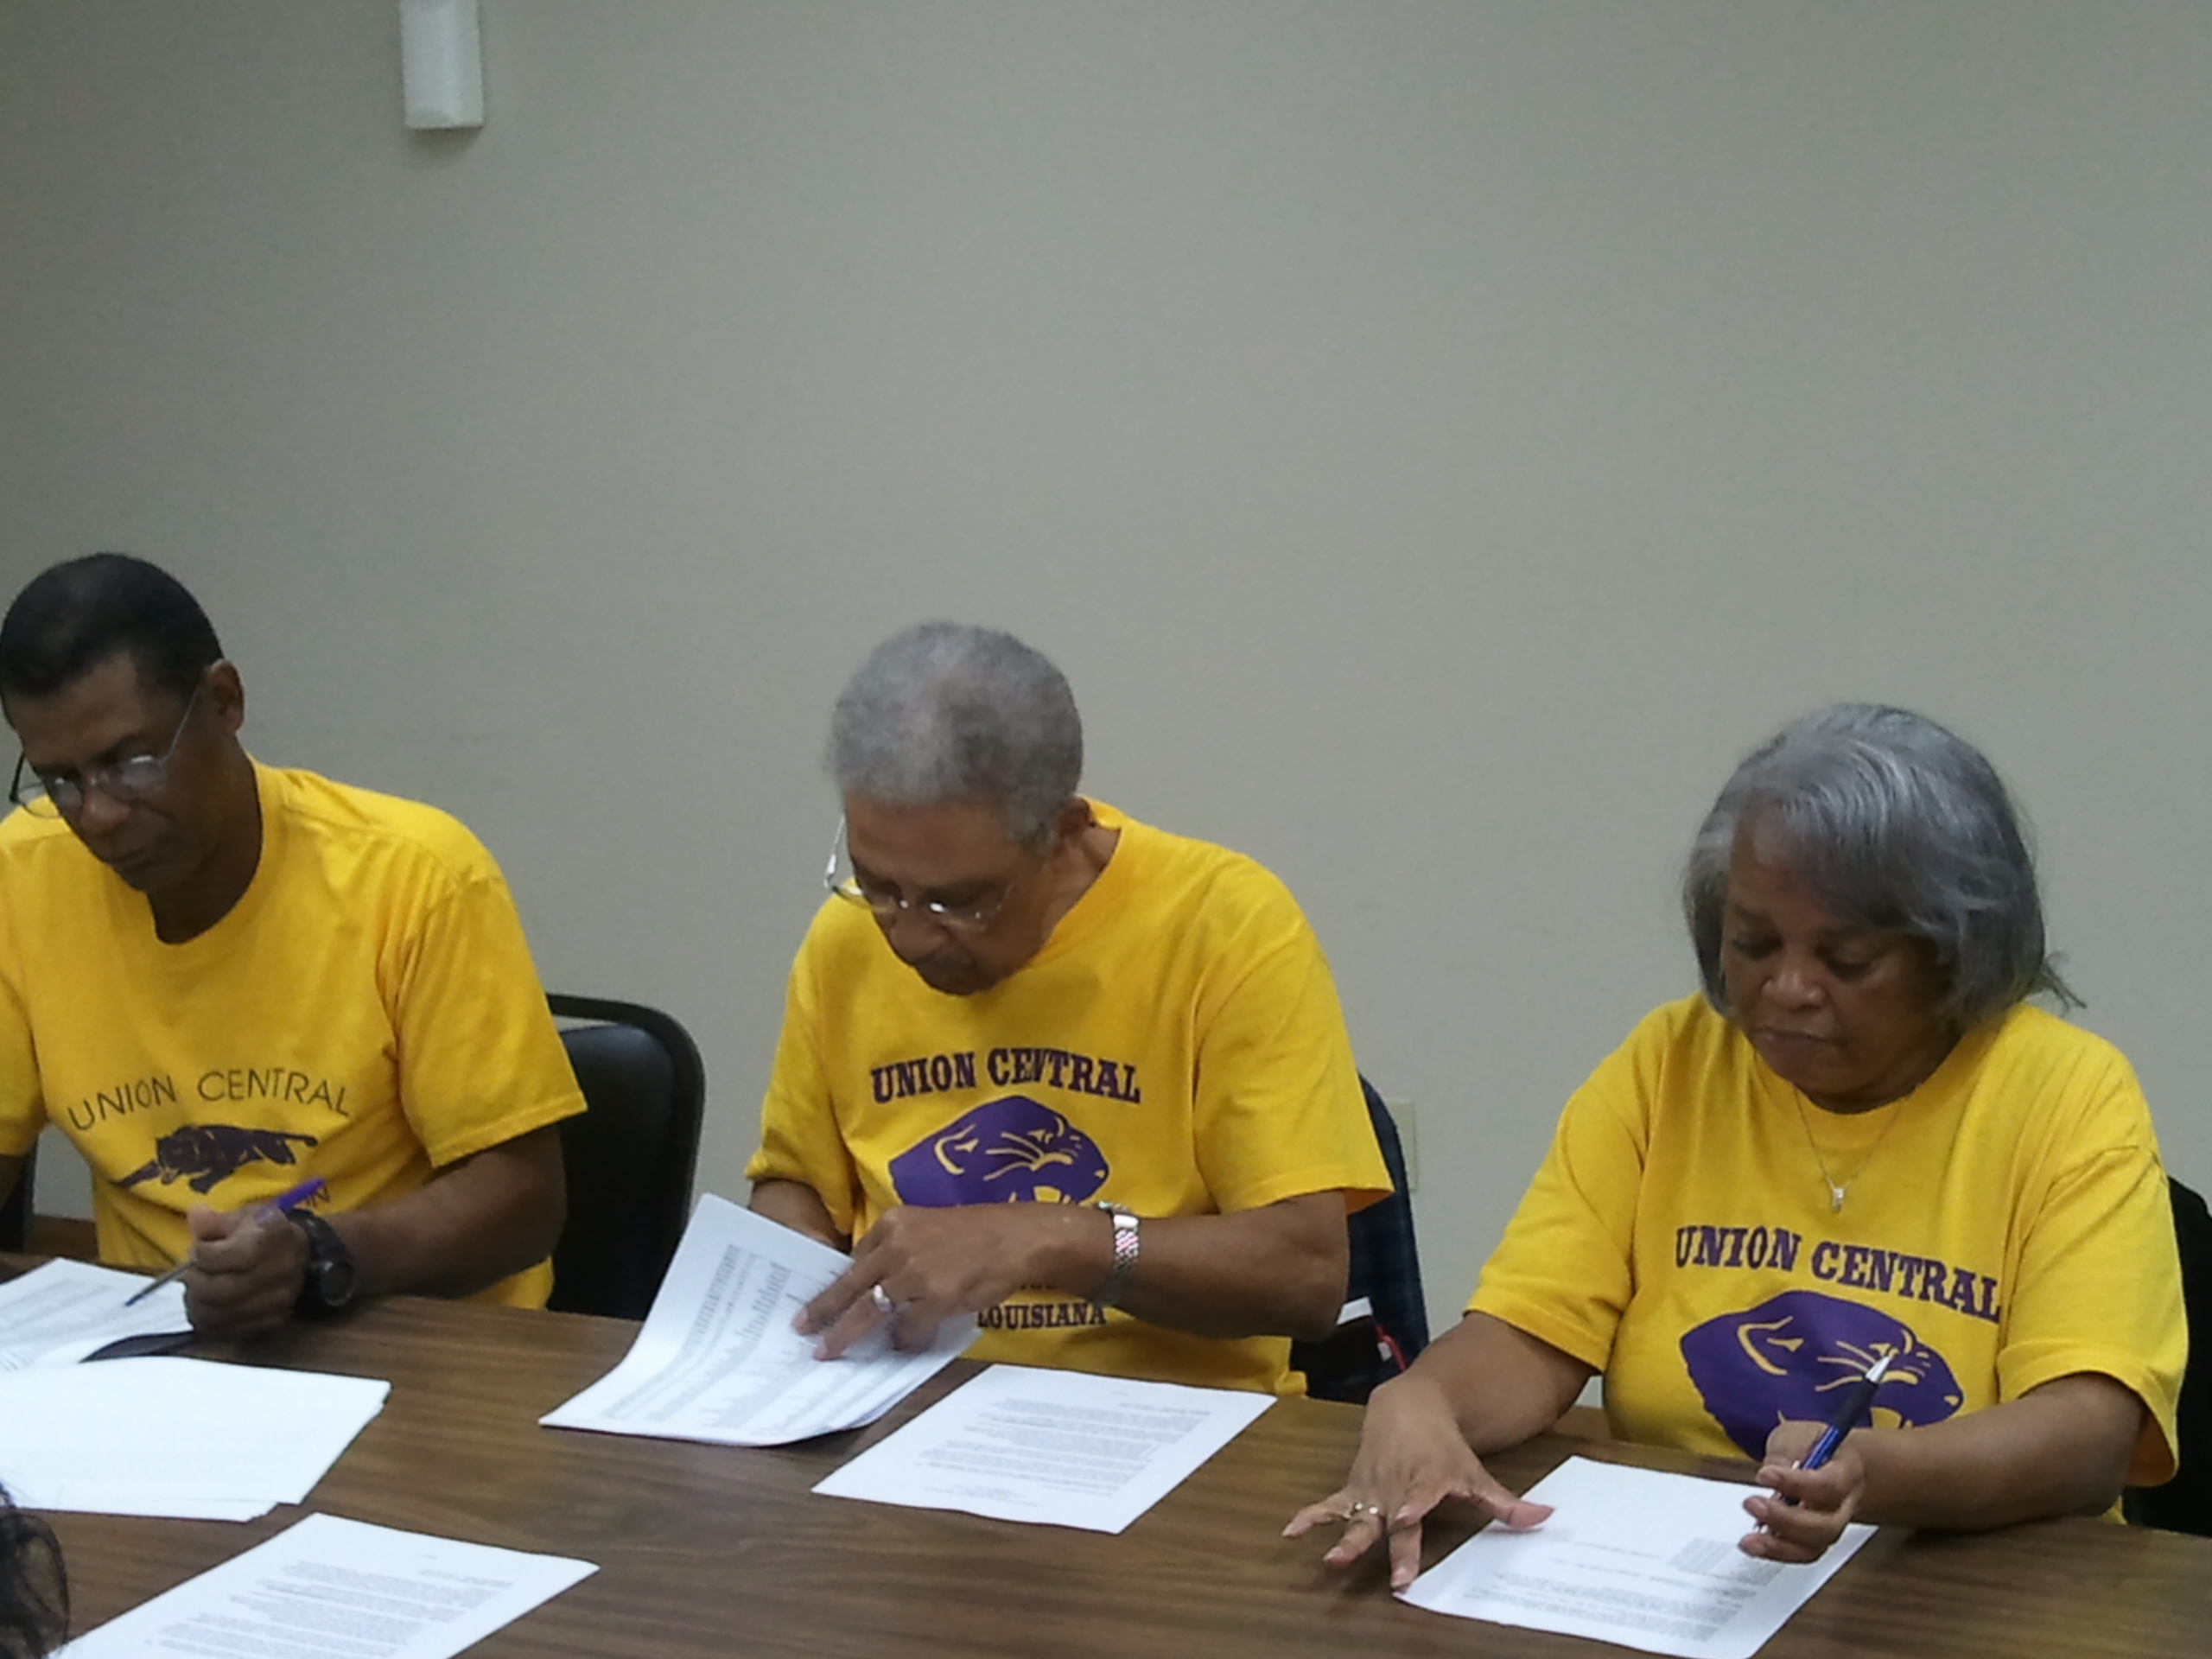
[[869, 1284, 895, 1316], [1346, 1501, 1384, 1522]]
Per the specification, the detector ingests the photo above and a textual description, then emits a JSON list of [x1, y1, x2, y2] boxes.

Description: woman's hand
[[1739, 1419, 1866, 1562], [1284, 1370, 1553, 1590]]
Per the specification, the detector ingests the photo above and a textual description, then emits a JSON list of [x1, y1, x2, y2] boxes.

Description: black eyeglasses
[[9, 682, 202, 820]]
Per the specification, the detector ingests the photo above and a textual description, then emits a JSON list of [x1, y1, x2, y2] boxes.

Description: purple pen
[[122, 1176, 327, 1306]]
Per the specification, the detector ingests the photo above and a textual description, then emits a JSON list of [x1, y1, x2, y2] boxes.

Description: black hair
[[0, 1485, 66, 1659], [0, 554, 223, 705]]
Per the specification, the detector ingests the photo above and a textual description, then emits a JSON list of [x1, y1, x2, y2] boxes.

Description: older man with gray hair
[[747, 621, 1389, 1393]]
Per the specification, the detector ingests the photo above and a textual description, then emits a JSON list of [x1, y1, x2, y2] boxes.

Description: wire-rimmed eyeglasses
[[823, 816, 1014, 933], [8, 681, 202, 820]]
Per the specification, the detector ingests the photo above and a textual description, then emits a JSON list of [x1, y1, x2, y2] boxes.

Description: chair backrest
[[1292, 1077, 1430, 1403], [0, 1141, 34, 1253], [545, 994, 706, 1321], [2126, 1175, 2212, 1536]]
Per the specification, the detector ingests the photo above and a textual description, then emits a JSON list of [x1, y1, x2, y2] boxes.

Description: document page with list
[[540, 1193, 975, 1446], [812, 1363, 1274, 1533], [0, 1258, 190, 1371], [57, 1513, 595, 1659], [1402, 1455, 1875, 1659]]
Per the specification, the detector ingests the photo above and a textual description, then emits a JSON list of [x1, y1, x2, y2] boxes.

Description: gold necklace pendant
[[1793, 1089, 1904, 1215]]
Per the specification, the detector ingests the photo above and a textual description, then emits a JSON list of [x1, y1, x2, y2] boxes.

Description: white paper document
[[57, 1512, 597, 1659], [0, 1258, 191, 1370], [0, 1357, 389, 1523], [811, 1363, 1274, 1533], [540, 1193, 976, 1446], [1402, 1456, 1875, 1659]]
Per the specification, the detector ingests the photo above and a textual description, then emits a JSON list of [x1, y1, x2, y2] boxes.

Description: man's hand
[[1739, 1418, 1866, 1562], [798, 1203, 1102, 1357], [166, 1127, 563, 1337], [181, 1203, 311, 1339]]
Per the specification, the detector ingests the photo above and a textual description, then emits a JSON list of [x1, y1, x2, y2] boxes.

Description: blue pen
[[1801, 1351, 1894, 1471], [123, 1176, 328, 1306]]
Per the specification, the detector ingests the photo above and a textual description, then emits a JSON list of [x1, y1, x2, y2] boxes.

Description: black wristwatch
[[289, 1209, 359, 1314]]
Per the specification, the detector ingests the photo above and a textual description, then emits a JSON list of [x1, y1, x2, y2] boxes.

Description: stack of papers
[[1402, 1456, 1876, 1659], [0, 1357, 390, 1522], [813, 1363, 1275, 1533], [0, 1258, 191, 1370], [56, 1514, 596, 1659], [542, 1194, 975, 1446], [0, 1258, 388, 1521]]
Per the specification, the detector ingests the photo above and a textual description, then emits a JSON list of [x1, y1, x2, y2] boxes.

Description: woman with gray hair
[[1292, 703, 2183, 1577]]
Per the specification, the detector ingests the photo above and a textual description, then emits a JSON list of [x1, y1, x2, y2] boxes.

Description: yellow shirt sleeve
[[748, 913, 865, 1236], [1467, 1019, 1654, 1372]]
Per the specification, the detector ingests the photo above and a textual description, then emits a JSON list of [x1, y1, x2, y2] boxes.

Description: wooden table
[[25, 1283, 2212, 1658]]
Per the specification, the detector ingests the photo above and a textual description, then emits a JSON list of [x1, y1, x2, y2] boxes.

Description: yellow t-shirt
[[747, 802, 1389, 1393], [0, 763, 585, 1306], [1471, 995, 2183, 1482]]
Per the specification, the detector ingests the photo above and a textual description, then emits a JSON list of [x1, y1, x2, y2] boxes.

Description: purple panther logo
[[887, 1095, 1109, 1206], [118, 1124, 321, 1195], [1680, 1288, 1963, 1458]]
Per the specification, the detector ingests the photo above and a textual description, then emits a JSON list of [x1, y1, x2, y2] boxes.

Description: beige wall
[[4, 2, 2207, 1325]]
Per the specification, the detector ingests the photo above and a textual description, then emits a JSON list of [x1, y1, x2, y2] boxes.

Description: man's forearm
[[328, 1126, 567, 1300], [805, 1189, 1356, 1357], [750, 1179, 850, 1250], [1078, 1191, 1350, 1340]]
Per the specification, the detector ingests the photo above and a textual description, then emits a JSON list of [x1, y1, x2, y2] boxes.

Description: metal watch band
[[1091, 1204, 1141, 1309]]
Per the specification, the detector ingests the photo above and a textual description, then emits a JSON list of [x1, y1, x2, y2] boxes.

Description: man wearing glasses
[[0, 554, 582, 1337], [748, 622, 1389, 1393]]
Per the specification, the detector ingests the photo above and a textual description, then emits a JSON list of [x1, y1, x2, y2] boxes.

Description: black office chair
[[2125, 1175, 2212, 1536], [0, 1141, 35, 1254], [545, 994, 706, 1321], [1292, 1077, 1430, 1403]]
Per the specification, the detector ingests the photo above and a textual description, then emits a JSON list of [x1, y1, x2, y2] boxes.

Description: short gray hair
[[826, 622, 1082, 847], [1683, 703, 2075, 1028]]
